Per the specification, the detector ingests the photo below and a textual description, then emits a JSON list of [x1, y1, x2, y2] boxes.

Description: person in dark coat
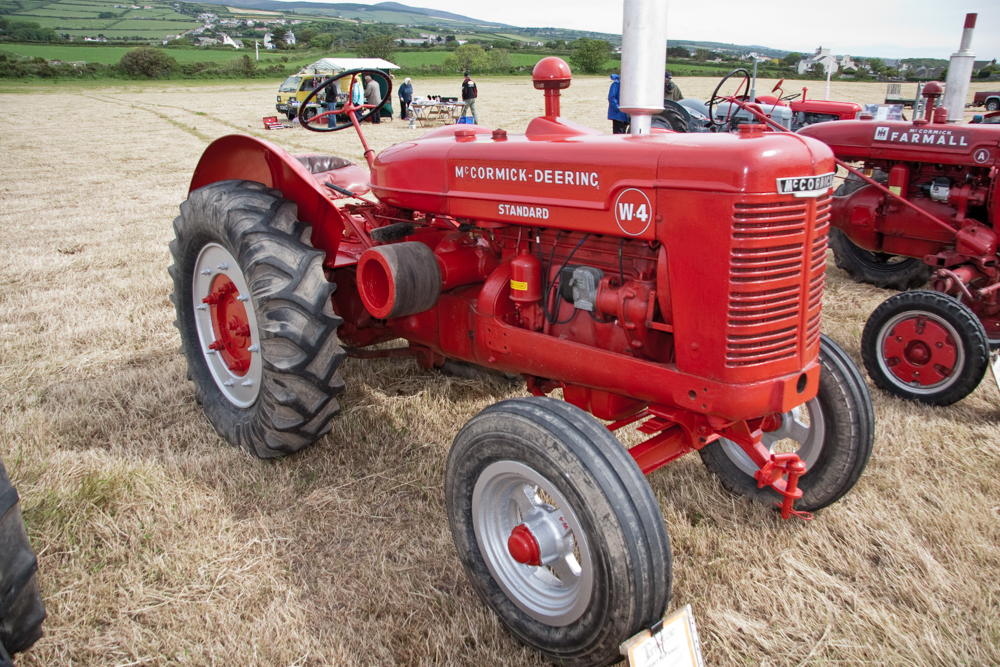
[[364, 74, 381, 124], [608, 73, 629, 134], [664, 71, 683, 101], [461, 72, 478, 124], [398, 77, 413, 120]]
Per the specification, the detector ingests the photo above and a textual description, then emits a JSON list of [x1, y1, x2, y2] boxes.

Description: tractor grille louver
[[725, 195, 829, 368]]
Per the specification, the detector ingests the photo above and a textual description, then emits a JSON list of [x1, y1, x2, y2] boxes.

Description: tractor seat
[[295, 154, 371, 198]]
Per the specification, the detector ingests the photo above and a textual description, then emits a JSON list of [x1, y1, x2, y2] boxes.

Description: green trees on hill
[[0, 17, 61, 43]]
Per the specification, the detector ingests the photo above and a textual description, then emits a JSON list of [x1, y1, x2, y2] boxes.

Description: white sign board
[[620, 604, 704, 667]]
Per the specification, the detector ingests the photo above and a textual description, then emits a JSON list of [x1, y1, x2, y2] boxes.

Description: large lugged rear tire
[[699, 335, 874, 512], [169, 180, 346, 458], [829, 228, 931, 290], [0, 456, 45, 659], [446, 397, 671, 667]]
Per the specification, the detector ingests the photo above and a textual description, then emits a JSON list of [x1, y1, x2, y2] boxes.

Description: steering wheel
[[300, 68, 393, 133], [708, 68, 751, 129]]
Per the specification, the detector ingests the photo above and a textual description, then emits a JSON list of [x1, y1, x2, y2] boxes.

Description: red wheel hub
[[204, 275, 252, 376], [882, 315, 957, 386], [508, 524, 542, 566]]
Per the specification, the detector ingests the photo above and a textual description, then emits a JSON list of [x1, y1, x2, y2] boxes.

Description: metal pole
[[943, 13, 977, 123], [620, 0, 668, 136]]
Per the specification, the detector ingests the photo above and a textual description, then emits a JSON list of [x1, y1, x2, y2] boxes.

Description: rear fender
[[189, 134, 350, 261]]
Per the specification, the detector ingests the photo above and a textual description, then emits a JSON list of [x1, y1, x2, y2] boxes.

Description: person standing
[[364, 74, 382, 124], [664, 71, 683, 101], [398, 77, 413, 120], [608, 73, 629, 134], [461, 72, 478, 125]]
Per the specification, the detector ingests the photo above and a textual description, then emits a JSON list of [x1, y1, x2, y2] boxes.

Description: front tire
[[169, 180, 346, 458], [986, 100, 999, 112], [446, 397, 671, 667], [861, 290, 988, 405], [700, 335, 874, 512], [0, 455, 45, 660]]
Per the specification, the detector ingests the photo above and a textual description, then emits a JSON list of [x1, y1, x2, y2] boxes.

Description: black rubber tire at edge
[[169, 180, 346, 458], [446, 397, 671, 667], [0, 455, 45, 660], [699, 335, 875, 512]]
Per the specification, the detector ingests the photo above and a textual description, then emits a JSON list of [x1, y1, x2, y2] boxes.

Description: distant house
[[398, 38, 428, 46], [797, 47, 838, 75], [221, 33, 242, 49], [263, 32, 274, 49], [838, 54, 858, 71], [283, 30, 295, 45]]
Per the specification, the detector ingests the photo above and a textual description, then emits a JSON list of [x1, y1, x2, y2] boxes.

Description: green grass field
[[2, 0, 202, 38]]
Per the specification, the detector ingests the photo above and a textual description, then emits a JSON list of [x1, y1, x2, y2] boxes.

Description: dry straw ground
[[1, 74, 999, 666]]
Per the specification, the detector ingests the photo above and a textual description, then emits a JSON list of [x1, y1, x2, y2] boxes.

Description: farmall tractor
[[170, 54, 874, 666], [795, 82, 1000, 406]]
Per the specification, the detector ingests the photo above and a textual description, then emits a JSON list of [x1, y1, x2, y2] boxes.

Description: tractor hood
[[799, 119, 1000, 167], [371, 123, 835, 240]]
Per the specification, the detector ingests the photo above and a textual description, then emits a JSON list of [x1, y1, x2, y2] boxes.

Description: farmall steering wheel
[[708, 68, 751, 130], [300, 68, 393, 133]]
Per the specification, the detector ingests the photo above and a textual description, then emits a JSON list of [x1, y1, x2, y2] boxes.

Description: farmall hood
[[799, 119, 1000, 167], [371, 123, 835, 241]]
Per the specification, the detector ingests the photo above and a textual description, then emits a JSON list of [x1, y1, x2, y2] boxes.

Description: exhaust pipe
[[619, 0, 668, 135], [943, 13, 976, 123]]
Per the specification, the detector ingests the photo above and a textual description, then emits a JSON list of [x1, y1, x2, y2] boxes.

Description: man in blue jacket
[[608, 73, 629, 134]]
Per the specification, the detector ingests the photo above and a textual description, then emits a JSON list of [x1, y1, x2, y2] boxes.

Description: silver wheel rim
[[472, 460, 593, 626], [718, 399, 825, 477], [192, 243, 263, 408], [876, 309, 963, 395]]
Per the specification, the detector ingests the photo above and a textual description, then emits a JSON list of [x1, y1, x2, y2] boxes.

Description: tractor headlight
[[277, 95, 281, 102]]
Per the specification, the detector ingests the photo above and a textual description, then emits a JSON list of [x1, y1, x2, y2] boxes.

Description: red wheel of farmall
[[862, 291, 989, 406], [169, 180, 346, 458]]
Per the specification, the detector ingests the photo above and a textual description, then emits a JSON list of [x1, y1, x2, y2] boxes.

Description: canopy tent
[[301, 58, 400, 74]]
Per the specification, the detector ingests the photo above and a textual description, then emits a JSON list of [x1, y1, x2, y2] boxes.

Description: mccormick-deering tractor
[[170, 42, 874, 667], [797, 82, 1000, 406]]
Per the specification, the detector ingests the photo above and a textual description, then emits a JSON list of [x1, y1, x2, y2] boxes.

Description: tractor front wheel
[[446, 397, 671, 667], [700, 335, 874, 512], [169, 180, 346, 458], [861, 290, 988, 405]]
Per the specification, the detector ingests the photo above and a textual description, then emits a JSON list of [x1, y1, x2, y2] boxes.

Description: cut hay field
[[1, 76, 999, 667]]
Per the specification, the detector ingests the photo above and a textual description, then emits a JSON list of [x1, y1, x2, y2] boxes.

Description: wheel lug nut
[[209, 340, 225, 351], [217, 263, 229, 270], [200, 268, 212, 275], [241, 379, 253, 387], [248, 344, 260, 353]]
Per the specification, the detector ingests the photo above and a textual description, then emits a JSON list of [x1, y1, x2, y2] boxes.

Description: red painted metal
[[204, 276, 251, 376], [797, 87, 1000, 338], [508, 525, 542, 566], [881, 315, 957, 387], [190, 59, 840, 517]]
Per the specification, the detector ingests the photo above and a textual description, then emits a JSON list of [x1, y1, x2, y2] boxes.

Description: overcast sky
[[330, 0, 1000, 60]]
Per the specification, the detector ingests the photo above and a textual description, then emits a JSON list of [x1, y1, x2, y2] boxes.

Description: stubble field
[[1, 75, 999, 666]]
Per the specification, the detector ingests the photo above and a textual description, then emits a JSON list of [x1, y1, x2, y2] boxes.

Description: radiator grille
[[725, 195, 828, 368]]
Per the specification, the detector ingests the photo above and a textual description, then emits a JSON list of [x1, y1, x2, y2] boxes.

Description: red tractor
[[170, 60, 873, 666], [699, 69, 862, 133], [798, 82, 1000, 406]]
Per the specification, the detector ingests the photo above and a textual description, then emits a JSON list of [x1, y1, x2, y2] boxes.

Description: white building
[[221, 33, 242, 49], [797, 47, 838, 75]]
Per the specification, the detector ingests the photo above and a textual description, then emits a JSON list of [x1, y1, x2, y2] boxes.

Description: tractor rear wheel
[[829, 229, 931, 290], [446, 397, 671, 667], [829, 172, 930, 291], [0, 455, 46, 660], [169, 180, 346, 458], [700, 335, 874, 512], [861, 290, 988, 405]]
